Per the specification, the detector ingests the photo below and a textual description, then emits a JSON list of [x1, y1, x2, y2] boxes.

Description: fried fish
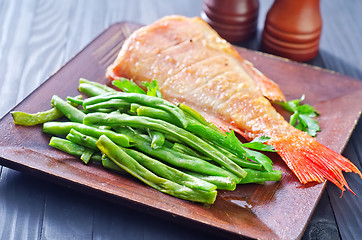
[[106, 15, 361, 194]]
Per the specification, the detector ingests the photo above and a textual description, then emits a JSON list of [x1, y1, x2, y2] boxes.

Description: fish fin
[[242, 59, 286, 102], [271, 133, 362, 195]]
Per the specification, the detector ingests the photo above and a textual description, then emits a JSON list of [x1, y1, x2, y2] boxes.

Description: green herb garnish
[[112, 77, 146, 94], [241, 136, 276, 152], [142, 80, 163, 98], [277, 95, 320, 137]]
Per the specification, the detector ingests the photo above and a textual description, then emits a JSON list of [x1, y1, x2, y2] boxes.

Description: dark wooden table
[[0, 0, 361, 239]]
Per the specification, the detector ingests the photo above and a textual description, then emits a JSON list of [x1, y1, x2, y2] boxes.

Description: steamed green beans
[[178, 103, 221, 132], [13, 78, 281, 204], [148, 129, 165, 149], [131, 103, 270, 170], [11, 95, 82, 126], [84, 99, 130, 112], [112, 78, 146, 94], [96, 135, 217, 204], [123, 147, 217, 192], [101, 154, 125, 172], [51, 95, 86, 123], [183, 171, 236, 191], [11, 108, 64, 126], [79, 78, 116, 97], [49, 137, 101, 163], [64, 128, 216, 191], [116, 127, 241, 181], [84, 113, 247, 179], [66, 129, 99, 150], [83, 92, 188, 128], [239, 169, 281, 184], [43, 121, 133, 147]]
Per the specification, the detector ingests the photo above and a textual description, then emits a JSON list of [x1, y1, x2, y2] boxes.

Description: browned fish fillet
[[106, 15, 362, 194]]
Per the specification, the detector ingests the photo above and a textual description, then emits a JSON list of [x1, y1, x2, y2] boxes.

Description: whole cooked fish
[[106, 15, 361, 194]]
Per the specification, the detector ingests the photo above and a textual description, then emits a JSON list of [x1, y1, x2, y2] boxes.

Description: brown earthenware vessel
[[201, 0, 259, 43], [262, 0, 322, 61]]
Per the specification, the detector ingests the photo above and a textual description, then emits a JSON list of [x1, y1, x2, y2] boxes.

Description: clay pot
[[201, 0, 259, 43], [262, 0, 322, 61]]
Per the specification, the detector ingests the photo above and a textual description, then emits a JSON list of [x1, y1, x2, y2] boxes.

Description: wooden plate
[[0, 22, 361, 240]]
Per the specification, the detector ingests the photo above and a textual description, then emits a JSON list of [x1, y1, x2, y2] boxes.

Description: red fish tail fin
[[271, 134, 362, 196]]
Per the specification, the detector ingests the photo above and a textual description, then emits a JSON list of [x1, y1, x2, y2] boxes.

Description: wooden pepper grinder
[[261, 0, 322, 61], [201, 0, 259, 43]]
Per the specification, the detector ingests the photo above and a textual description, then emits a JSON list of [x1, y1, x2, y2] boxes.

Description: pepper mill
[[201, 0, 259, 43], [261, 0, 322, 61]]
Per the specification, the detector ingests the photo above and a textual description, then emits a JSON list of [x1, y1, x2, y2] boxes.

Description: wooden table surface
[[0, 0, 361, 239]]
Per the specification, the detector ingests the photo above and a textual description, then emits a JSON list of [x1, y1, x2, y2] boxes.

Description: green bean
[[43, 122, 133, 147], [79, 83, 109, 97], [98, 125, 113, 130], [183, 171, 236, 191], [64, 131, 175, 186], [184, 118, 251, 160], [65, 128, 164, 174], [11, 108, 64, 126], [211, 143, 264, 171], [101, 154, 126, 173], [243, 148, 273, 172], [238, 169, 282, 184], [162, 139, 174, 149], [138, 105, 272, 171], [50, 136, 85, 155], [148, 129, 165, 149], [79, 78, 116, 94], [11, 95, 82, 126], [135, 105, 215, 144], [84, 113, 246, 179], [136, 105, 178, 125], [49, 137, 101, 163], [83, 92, 188, 128], [123, 147, 217, 191], [66, 96, 84, 105], [89, 108, 117, 113], [96, 135, 217, 204], [112, 78, 146, 94], [81, 149, 94, 164], [115, 127, 241, 181], [129, 103, 141, 114], [66, 129, 98, 150], [84, 99, 130, 112], [51, 95, 86, 123], [134, 104, 256, 165], [171, 143, 211, 161], [178, 103, 221, 132]]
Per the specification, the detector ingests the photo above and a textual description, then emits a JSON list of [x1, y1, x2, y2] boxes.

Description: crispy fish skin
[[107, 15, 361, 194]]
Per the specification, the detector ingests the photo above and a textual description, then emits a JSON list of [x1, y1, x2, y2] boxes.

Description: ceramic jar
[[262, 0, 322, 61], [201, 0, 259, 43]]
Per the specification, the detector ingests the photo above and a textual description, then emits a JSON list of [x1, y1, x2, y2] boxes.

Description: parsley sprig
[[276, 95, 320, 137], [143, 80, 163, 98], [225, 132, 276, 172]]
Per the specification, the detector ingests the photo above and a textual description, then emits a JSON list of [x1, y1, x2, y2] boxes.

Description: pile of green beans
[[11, 78, 281, 204]]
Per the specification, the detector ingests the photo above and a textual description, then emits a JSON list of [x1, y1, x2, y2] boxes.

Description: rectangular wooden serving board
[[1, 22, 362, 240]]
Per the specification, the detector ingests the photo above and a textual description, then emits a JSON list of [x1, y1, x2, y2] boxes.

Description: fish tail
[[204, 112, 361, 195], [271, 133, 362, 196]]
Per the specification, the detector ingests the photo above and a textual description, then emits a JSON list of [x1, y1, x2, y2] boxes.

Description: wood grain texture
[[0, 0, 361, 239]]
